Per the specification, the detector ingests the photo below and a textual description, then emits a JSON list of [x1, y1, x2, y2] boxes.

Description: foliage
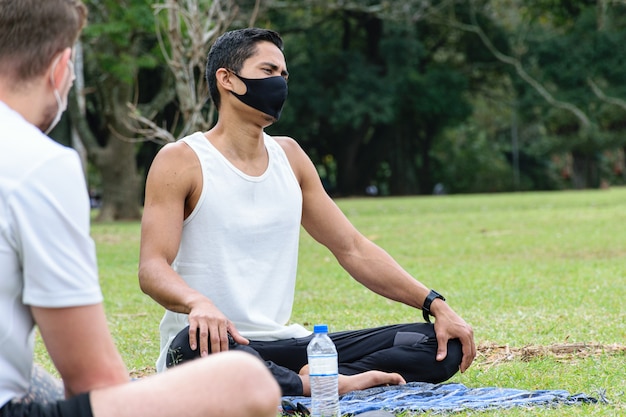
[[83, 0, 160, 87], [432, 124, 519, 193], [61, 0, 165, 221], [522, 0, 599, 26], [59, 0, 626, 205], [501, 1, 626, 187], [265, 4, 480, 195]]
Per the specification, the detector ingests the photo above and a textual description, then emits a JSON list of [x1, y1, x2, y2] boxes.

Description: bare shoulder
[[152, 140, 197, 168], [145, 140, 201, 199], [272, 135, 311, 166], [271, 134, 323, 190], [271, 135, 311, 179], [272, 135, 302, 154], [148, 140, 201, 181]]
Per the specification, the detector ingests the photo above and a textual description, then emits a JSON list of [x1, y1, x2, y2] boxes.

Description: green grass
[[35, 187, 626, 416]]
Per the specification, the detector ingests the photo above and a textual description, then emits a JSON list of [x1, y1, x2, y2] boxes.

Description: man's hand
[[187, 300, 249, 356], [430, 299, 476, 372]]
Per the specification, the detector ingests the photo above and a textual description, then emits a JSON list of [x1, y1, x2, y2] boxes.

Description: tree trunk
[[571, 151, 599, 189], [388, 127, 418, 195], [417, 133, 434, 195], [70, 73, 142, 222], [337, 124, 371, 195], [95, 78, 142, 221], [95, 131, 141, 221]]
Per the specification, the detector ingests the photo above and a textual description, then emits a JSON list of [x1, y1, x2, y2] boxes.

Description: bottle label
[[308, 354, 338, 376]]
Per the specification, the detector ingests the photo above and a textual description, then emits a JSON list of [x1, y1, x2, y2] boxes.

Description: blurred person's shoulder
[[0, 101, 80, 189]]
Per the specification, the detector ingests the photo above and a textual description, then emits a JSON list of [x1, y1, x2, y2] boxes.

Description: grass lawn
[[35, 187, 626, 416]]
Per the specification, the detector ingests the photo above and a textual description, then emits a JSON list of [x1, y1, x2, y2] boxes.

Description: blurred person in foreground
[[0, 2, 280, 417], [139, 27, 476, 397]]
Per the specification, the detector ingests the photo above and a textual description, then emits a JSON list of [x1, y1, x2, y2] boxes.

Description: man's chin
[[38, 107, 58, 133], [261, 114, 278, 126], [36, 121, 52, 133]]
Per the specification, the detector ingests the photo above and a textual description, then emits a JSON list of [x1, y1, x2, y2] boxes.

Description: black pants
[[0, 394, 92, 417], [0, 365, 92, 417], [167, 323, 463, 396]]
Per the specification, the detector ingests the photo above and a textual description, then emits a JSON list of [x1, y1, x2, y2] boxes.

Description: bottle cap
[[313, 324, 328, 334]]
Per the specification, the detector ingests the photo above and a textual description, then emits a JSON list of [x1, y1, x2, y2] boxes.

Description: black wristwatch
[[422, 289, 446, 323]]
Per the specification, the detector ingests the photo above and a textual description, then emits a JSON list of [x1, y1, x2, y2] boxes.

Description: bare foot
[[338, 371, 405, 394], [298, 365, 405, 396], [299, 364, 309, 375]]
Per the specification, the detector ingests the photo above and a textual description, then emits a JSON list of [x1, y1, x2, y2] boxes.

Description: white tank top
[[156, 132, 310, 371]]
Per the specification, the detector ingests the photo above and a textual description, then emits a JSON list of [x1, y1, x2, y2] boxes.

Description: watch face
[[432, 290, 445, 301]]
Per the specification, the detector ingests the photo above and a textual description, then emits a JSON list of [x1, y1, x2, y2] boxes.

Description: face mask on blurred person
[[45, 58, 74, 135]]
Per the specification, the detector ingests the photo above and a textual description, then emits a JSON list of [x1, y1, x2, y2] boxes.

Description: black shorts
[[0, 393, 93, 417]]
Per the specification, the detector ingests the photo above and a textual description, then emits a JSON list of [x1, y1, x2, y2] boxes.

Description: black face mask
[[230, 72, 288, 120]]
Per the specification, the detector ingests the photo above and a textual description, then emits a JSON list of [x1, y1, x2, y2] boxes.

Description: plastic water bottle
[[307, 324, 340, 417]]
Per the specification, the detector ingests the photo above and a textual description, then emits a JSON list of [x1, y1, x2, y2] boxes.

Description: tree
[[127, 0, 242, 142], [270, 10, 396, 195], [437, 0, 626, 189], [68, 0, 252, 221], [62, 0, 625, 207], [69, 0, 162, 221], [263, 1, 482, 195]]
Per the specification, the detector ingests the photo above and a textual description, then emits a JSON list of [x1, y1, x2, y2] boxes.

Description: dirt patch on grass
[[129, 366, 156, 379], [477, 342, 626, 368]]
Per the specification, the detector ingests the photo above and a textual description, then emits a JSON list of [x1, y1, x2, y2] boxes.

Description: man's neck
[[0, 80, 45, 128], [205, 118, 270, 176]]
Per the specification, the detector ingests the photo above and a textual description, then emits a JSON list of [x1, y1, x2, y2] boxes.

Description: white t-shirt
[[156, 132, 311, 372], [0, 101, 103, 407]]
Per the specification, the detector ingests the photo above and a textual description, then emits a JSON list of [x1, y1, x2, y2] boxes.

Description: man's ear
[[47, 47, 72, 89], [215, 68, 236, 93]]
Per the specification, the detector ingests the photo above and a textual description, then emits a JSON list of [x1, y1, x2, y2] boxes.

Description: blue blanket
[[284, 382, 599, 415]]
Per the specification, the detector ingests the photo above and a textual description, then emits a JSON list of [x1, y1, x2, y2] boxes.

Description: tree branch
[[587, 77, 626, 112], [249, 0, 261, 27], [437, 0, 592, 130], [127, 0, 238, 143], [125, 103, 177, 144]]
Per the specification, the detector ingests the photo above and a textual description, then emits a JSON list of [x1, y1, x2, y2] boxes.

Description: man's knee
[[167, 325, 255, 368], [433, 338, 463, 383]]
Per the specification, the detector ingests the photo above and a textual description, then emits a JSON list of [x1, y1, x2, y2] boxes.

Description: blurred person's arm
[[32, 304, 129, 397]]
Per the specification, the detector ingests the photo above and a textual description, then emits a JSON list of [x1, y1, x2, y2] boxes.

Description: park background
[[41, 0, 625, 415], [50, 0, 626, 221]]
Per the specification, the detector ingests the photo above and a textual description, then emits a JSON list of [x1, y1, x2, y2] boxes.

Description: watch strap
[[422, 289, 445, 323]]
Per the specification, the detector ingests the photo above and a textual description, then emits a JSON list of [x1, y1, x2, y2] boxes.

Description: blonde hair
[[0, 0, 87, 82]]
